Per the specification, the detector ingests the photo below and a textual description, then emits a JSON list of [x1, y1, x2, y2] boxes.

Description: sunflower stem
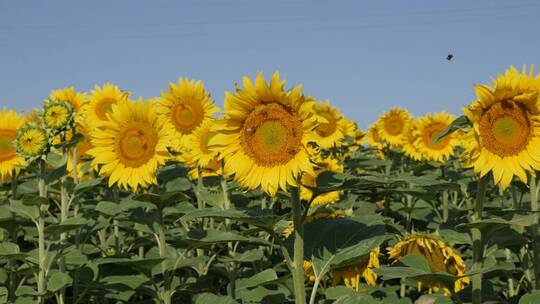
[[37, 159, 48, 304], [291, 186, 306, 304], [112, 187, 120, 255], [156, 206, 171, 304], [505, 248, 515, 298], [8, 174, 18, 303], [58, 148, 69, 304], [471, 175, 487, 304], [529, 174, 540, 289]]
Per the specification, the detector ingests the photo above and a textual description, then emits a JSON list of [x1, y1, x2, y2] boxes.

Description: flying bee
[[446, 53, 454, 61]]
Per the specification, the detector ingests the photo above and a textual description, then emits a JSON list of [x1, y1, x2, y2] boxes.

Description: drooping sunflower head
[[376, 107, 412, 147], [300, 157, 344, 205], [462, 65, 540, 188], [0, 108, 26, 181], [354, 130, 366, 146], [209, 72, 317, 196], [312, 101, 346, 149], [49, 87, 88, 121], [15, 124, 48, 159], [402, 119, 422, 161], [331, 247, 380, 291], [86, 83, 129, 122], [414, 112, 458, 162], [388, 235, 469, 295], [157, 78, 218, 150], [42, 99, 74, 131], [365, 124, 386, 159], [88, 98, 174, 191]]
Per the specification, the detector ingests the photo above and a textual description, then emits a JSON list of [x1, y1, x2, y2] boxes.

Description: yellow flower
[[366, 124, 386, 159], [388, 235, 470, 295], [376, 108, 412, 147], [300, 157, 344, 205], [15, 125, 48, 158], [312, 101, 347, 149], [414, 112, 459, 162], [209, 72, 317, 196], [402, 120, 422, 161], [462, 65, 540, 188], [157, 78, 218, 150], [303, 247, 380, 291], [184, 119, 220, 169], [42, 100, 73, 130], [87, 99, 174, 191], [0, 108, 26, 181], [353, 130, 366, 146], [24, 108, 41, 124], [339, 118, 357, 139], [67, 122, 95, 179], [49, 87, 88, 122], [331, 247, 380, 291], [85, 83, 129, 122]]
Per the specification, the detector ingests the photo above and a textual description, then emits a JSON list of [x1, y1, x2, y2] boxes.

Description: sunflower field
[[1, 66, 540, 304]]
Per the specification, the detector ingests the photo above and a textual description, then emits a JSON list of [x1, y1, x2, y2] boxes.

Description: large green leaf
[[10, 200, 39, 221], [180, 208, 282, 230], [434, 115, 470, 142], [194, 293, 238, 304], [519, 291, 540, 304], [47, 271, 72, 292]]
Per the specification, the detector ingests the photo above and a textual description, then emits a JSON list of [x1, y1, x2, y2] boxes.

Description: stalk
[[530, 175, 540, 289], [58, 148, 69, 304], [194, 169, 205, 258], [37, 160, 48, 304], [156, 206, 171, 304], [505, 249, 515, 297], [441, 166, 448, 223], [291, 186, 306, 304], [8, 174, 18, 303], [471, 175, 487, 304], [112, 187, 120, 254]]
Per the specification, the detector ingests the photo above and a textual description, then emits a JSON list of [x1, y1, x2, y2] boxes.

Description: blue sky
[[0, 0, 538, 128]]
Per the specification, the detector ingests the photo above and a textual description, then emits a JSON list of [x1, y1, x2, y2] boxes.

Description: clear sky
[[0, 0, 538, 128]]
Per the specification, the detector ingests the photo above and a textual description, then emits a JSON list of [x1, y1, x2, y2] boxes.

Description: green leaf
[[44, 217, 87, 235], [236, 269, 278, 291], [74, 178, 102, 194], [519, 291, 540, 304], [434, 115, 470, 142], [16, 180, 38, 194], [101, 274, 148, 289], [46, 164, 67, 184], [0, 242, 19, 255], [194, 293, 238, 304], [396, 254, 431, 273], [180, 208, 281, 230], [182, 229, 269, 246], [47, 271, 72, 292], [95, 201, 121, 216], [10, 200, 39, 221]]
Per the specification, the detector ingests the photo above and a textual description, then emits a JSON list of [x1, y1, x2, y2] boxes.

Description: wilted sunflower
[[376, 108, 412, 147], [462, 66, 540, 188], [303, 247, 380, 291], [49, 87, 87, 122], [414, 112, 459, 162], [402, 120, 422, 161], [15, 125, 48, 158], [312, 101, 347, 149], [388, 235, 469, 295], [86, 83, 129, 122], [88, 99, 174, 191], [0, 108, 26, 181], [209, 72, 317, 196], [42, 100, 74, 130], [300, 157, 344, 205], [157, 78, 218, 150]]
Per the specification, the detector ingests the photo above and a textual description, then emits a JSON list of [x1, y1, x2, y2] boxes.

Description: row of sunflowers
[[0, 66, 539, 303]]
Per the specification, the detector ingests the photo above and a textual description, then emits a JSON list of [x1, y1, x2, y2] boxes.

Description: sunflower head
[[0, 108, 26, 181], [67, 121, 95, 179], [331, 247, 380, 291], [42, 99, 74, 131], [88, 98, 174, 191], [157, 78, 218, 150], [15, 124, 48, 159], [462, 65, 540, 188], [300, 157, 344, 205], [49, 87, 88, 121], [209, 72, 317, 196], [414, 112, 458, 162], [312, 101, 347, 149], [184, 119, 220, 169], [402, 119, 422, 161], [86, 83, 129, 122], [388, 235, 469, 295], [376, 108, 412, 147]]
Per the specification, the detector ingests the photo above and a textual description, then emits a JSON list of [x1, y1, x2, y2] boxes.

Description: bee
[[246, 127, 256, 134], [446, 53, 454, 61]]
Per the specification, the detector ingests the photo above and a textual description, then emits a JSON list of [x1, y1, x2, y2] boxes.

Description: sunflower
[[42, 100, 74, 130], [157, 78, 218, 150], [376, 108, 412, 147], [49, 87, 88, 121], [414, 112, 458, 162], [183, 119, 220, 169], [0, 108, 26, 181], [402, 120, 422, 161], [388, 235, 469, 295], [365, 124, 386, 159], [87, 99, 174, 191], [15, 125, 48, 158], [462, 65, 540, 188], [85, 83, 129, 123], [209, 72, 317, 196], [339, 118, 357, 139], [300, 157, 344, 205], [67, 121, 95, 179], [312, 101, 347, 149], [24, 108, 41, 124], [303, 247, 380, 291], [354, 130, 366, 146]]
